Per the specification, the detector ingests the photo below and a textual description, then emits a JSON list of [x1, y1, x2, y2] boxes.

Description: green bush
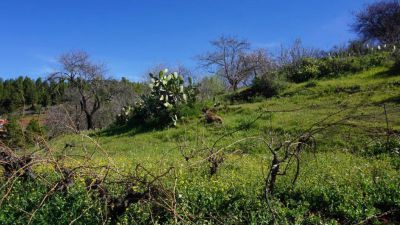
[[318, 56, 365, 78], [227, 72, 284, 103], [286, 58, 320, 83], [363, 139, 400, 156], [115, 106, 133, 126], [3, 116, 25, 148], [252, 72, 284, 98], [283, 52, 391, 82], [185, 77, 199, 106], [365, 52, 390, 67], [198, 75, 225, 101], [130, 70, 197, 127], [319, 57, 345, 78], [25, 118, 44, 144]]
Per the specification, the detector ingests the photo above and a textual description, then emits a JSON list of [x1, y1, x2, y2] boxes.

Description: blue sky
[[0, 0, 374, 80]]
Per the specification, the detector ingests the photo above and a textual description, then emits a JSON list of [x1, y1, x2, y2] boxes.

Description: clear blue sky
[[0, 0, 374, 81]]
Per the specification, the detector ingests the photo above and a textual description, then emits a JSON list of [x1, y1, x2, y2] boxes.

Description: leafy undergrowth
[[2, 67, 400, 224]]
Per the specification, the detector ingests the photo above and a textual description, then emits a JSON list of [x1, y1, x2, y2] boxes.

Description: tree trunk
[[266, 155, 280, 195], [86, 113, 94, 130], [232, 82, 238, 92]]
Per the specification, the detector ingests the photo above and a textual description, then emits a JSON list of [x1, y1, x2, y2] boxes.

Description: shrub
[[3, 116, 25, 148], [227, 71, 284, 103], [25, 118, 44, 144], [365, 52, 390, 67], [198, 75, 225, 101], [318, 57, 364, 78], [319, 57, 344, 77], [184, 77, 199, 106], [286, 57, 320, 83], [115, 106, 133, 126], [252, 72, 283, 98], [131, 69, 197, 127], [363, 139, 400, 156], [345, 57, 364, 73]]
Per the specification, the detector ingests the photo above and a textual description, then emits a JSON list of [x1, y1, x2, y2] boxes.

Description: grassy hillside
[[3, 67, 400, 224], [51, 67, 400, 166]]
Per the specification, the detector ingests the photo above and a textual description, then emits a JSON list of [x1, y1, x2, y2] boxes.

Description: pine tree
[[2, 80, 15, 112], [25, 118, 44, 144], [37, 79, 51, 107], [13, 77, 25, 114], [23, 77, 38, 108], [4, 116, 25, 148]]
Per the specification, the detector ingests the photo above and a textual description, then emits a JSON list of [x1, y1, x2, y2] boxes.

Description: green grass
[[4, 67, 400, 224], [50, 67, 400, 164]]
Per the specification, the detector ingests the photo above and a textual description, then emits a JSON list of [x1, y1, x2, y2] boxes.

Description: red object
[[0, 119, 7, 126]]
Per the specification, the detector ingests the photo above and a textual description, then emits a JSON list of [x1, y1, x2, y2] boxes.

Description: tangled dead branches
[[0, 143, 35, 180], [0, 135, 177, 224], [85, 166, 175, 222]]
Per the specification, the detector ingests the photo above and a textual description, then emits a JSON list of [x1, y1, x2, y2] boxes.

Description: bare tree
[[198, 75, 225, 100], [45, 104, 80, 137], [199, 36, 264, 91], [352, 0, 400, 44], [93, 79, 141, 129], [242, 48, 277, 86], [278, 39, 321, 66], [176, 64, 196, 83], [251, 49, 277, 75], [49, 51, 111, 130]]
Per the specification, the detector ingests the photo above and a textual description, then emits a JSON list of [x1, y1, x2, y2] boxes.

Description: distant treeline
[[0, 77, 66, 114], [0, 76, 147, 115]]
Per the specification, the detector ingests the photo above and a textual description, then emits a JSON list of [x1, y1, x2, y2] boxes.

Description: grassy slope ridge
[[52, 67, 400, 165], [46, 67, 400, 224]]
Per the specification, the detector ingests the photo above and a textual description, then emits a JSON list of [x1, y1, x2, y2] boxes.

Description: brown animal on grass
[[202, 108, 223, 124]]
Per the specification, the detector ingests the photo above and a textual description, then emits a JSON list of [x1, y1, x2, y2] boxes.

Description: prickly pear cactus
[[116, 106, 133, 125], [141, 69, 197, 126], [148, 69, 187, 110], [124, 69, 198, 127]]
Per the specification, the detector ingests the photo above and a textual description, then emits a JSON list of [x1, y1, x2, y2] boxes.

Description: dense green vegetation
[[0, 76, 147, 115], [0, 77, 66, 114], [125, 70, 198, 127], [1, 1, 399, 223], [283, 51, 392, 83], [1, 65, 399, 224]]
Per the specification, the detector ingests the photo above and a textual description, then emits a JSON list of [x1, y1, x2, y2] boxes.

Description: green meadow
[[20, 66, 398, 224]]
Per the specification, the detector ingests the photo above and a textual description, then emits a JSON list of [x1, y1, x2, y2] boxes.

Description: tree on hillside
[[35, 78, 50, 108], [198, 75, 225, 100], [25, 118, 44, 144], [13, 77, 25, 115], [0, 80, 14, 113], [199, 36, 266, 91], [243, 48, 277, 85], [3, 116, 25, 148], [352, 0, 400, 44], [23, 77, 38, 108], [49, 51, 111, 130], [278, 39, 321, 66], [278, 39, 323, 82]]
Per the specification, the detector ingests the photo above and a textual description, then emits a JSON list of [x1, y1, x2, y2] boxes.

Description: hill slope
[[42, 67, 400, 223]]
